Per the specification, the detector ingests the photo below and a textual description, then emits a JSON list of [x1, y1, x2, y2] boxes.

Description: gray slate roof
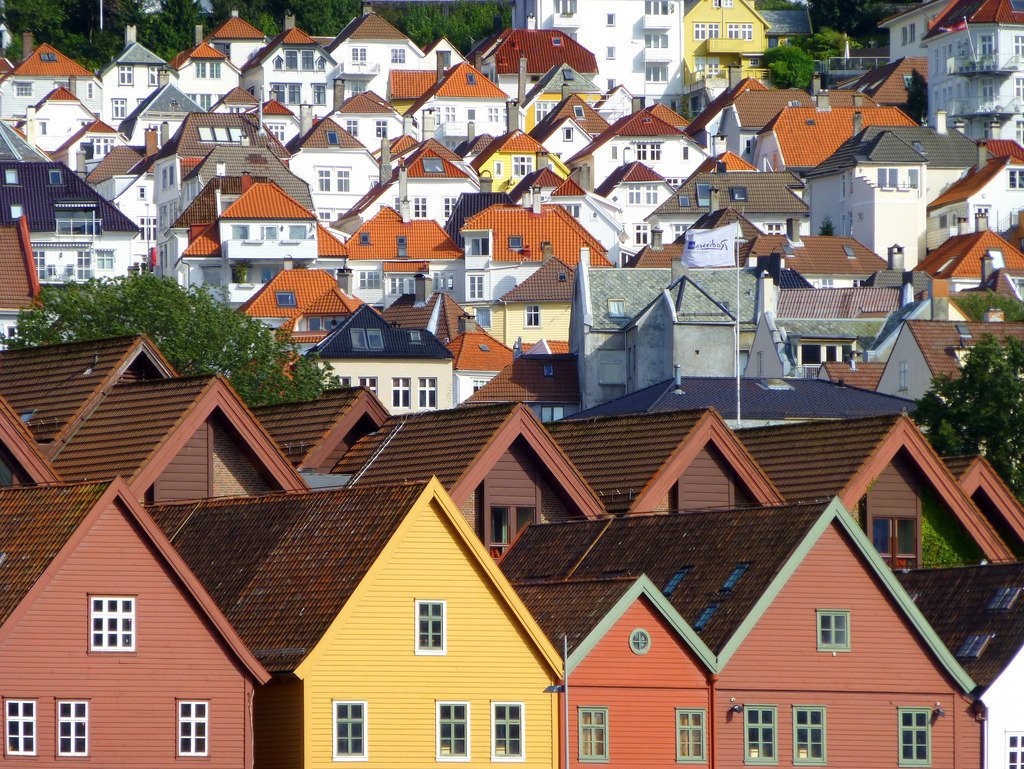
[[113, 41, 165, 66], [184, 145, 314, 208], [649, 171, 807, 219], [670, 267, 760, 330], [118, 84, 204, 138], [0, 123, 46, 161], [586, 268, 671, 330], [760, 9, 813, 36], [524, 65, 602, 103], [807, 126, 978, 178], [309, 305, 453, 360]]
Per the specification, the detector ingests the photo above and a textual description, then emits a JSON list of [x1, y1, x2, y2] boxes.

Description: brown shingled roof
[[904, 319, 1024, 378], [500, 258, 574, 302], [0, 217, 40, 311], [85, 145, 145, 184], [819, 360, 887, 390], [747, 234, 886, 277], [381, 292, 470, 344]]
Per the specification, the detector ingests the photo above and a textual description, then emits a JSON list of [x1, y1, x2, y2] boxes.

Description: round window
[[629, 628, 651, 655]]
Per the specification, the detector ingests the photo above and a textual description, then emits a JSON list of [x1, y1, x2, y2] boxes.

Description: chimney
[[402, 114, 414, 136], [716, 159, 727, 173], [708, 186, 720, 211], [125, 24, 137, 44], [815, 91, 830, 111], [811, 73, 821, 95], [531, 185, 542, 214], [467, 120, 476, 141], [230, 7, 239, 15], [901, 270, 915, 307], [215, 162, 226, 176], [957, 215, 969, 236], [672, 254, 688, 285], [728, 65, 741, 87], [631, 96, 645, 113], [537, 151, 549, 171], [936, 110, 947, 134], [283, 257, 293, 270], [160, 120, 170, 146], [757, 263, 779, 317], [299, 103, 312, 137], [75, 149, 87, 175], [283, 12, 296, 30], [398, 164, 410, 222], [852, 93, 864, 108], [561, 72, 571, 99], [21, 32, 33, 62], [756, 252, 783, 284], [651, 224, 664, 250], [977, 140, 988, 170], [981, 252, 994, 284], [976, 210, 989, 232], [241, 171, 253, 192], [24, 106, 37, 147], [144, 128, 159, 157], [673, 364, 682, 387], [953, 117, 966, 132], [518, 55, 528, 105], [480, 173, 493, 193], [423, 109, 436, 140], [930, 278, 950, 321], [579, 246, 590, 269], [985, 307, 1005, 323], [379, 136, 391, 186], [436, 54, 445, 84], [887, 244, 905, 271], [710, 133, 723, 156], [158, 68, 170, 87], [460, 315, 479, 334], [195, 24, 204, 46], [506, 100, 519, 133], [786, 217, 802, 245], [414, 271, 433, 304], [333, 79, 346, 111], [541, 241, 554, 260], [336, 265, 353, 295], [852, 110, 863, 135]]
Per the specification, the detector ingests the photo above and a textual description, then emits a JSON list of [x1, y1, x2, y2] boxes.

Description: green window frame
[[816, 610, 850, 652], [332, 701, 367, 760], [491, 702, 524, 761], [579, 707, 609, 763], [437, 701, 470, 760], [898, 708, 931, 767], [793, 706, 826, 765], [675, 708, 706, 763], [744, 705, 777, 765]]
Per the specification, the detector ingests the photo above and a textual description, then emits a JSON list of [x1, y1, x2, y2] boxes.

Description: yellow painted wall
[[295, 490, 560, 769], [322, 358, 454, 415], [492, 301, 572, 346], [683, 0, 769, 85], [476, 149, 571, 193]]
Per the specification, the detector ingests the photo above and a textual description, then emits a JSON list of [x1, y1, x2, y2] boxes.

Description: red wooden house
[[0, 479, 269, 766]]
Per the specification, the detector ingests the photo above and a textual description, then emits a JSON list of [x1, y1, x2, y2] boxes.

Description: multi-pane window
[[345, 119, 359, 137], [112, 99, 127, 119], [375, 119, 388, 138], [634, 223, 650, 245], [437, 703, 469, 759], [816, 610, 850, 651], [793, 707, 826, 764], [333, 702, 367, 760], [744, 706, 776, 764], [645, 0, 670, 12], [14, 82, 31, 97], [351, 47, 367, 63], [391, 48, 406, 64], [675, 709, 705, 762], [469, 275, 485, 300], [694, 22, 719, 39], [358, 271, 380, 289], [443, 197, 458, 219], [90, 596, 134, 650], [6, 701, 35, 756], [492, 703, 523, 760], [898, 709, 931, 767], [634, 142, 663, 161], [418, 377, 437, 409], [416, 600, 445, 653], [391, 377, 411, 408], [873, 517, 917, 567], [318, 168, 331, 192], [1008, 734, 1024, 769], [579, 707, 608, 762], [877, 168, 899, 188], [178, 702, 208, 756], [96, 250, 115, 270], [488, 106, 502, 124], [727, 23, 754, 39], [141, 217, 157, 242], [57, 701, 88, 756], [645, 33, 669, 48], [313, 84, 326, 105], [525, 305, 541, 327], [337, 169, 351, 192], [413, 197, 428, 218], [358, 376, 377, 393], [1011, 169, 1024, 189], [118, 65, 133, 85], [512, 155, 535, 177]]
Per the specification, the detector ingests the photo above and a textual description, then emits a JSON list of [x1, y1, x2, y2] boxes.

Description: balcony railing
[[643, 12, 674, 28], [643, 47, 675, 62], [951, 97, 1022, 117], [55, 219, 101, 236], [340, 61, 381, 76], [948, 54, 1024, 76], [554, 11, 583, 27]]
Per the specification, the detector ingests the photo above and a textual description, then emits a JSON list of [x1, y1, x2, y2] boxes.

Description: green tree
[[9, 273, 338, 407], [763, 44, 814, 89], [793, 27, 855, 60], [818, 216, 835, 236], [947, 291, 1024, 322], [915, 335, 1024, 499], [904, 68, 928, 124]]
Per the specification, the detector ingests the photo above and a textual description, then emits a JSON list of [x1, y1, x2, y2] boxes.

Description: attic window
[[466, 72, 477, 85], [326, 130, 339, 145], [988, 586, 1022, 610], [692, 602, 720, 631], [509, 235, 524, 250], [479, 343, 490, 351], [423, 157, 444, 174], [542, 363, 554, 376], [573, 105, 584, 118], [4, 169, 17, 184], [696, 183, 711, 207], [662, 566, 691, 596], [552, 36, 563, 45], [678, 195, 690, 207], [955, 323, 972, 340], [275, 291, 297, 307], [359, 232, 371, 246], [40, 52, 57, 62], [843, 245, 855, 259], [19, 409, 35, 423], [608, 298, 626, 316], [729, 187, 747, 202], [396, 235, 408, 258], [806, 119, 816, 126], [788, 100, 802, 107], [564, 69, 575, 81], [48, 169, 62, 185], [558, 272, 567, 282], [956, 633, 993, 659], [409, 330, 422, 343], [0, 552, 5, 567], [351, 328, 384, 350], [720, 563, 750, 592]]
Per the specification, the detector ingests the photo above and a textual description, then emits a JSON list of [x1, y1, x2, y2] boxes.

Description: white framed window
[[468, 275, 485, 300], [351, 47, 367, 63], [358, 376, 377, 393], [392, 377, 411, 408], [1008, 734, 1024, 769], [418, 377, 438, 409], [345, 119, 359, 137], [118, 65, 133, 85], [14, 82, 31, 97], [96, 250, 115, 270], [375, 119, 388, 138], [491, 703, 524, 761], [607, 12, 615, 24], [562, 126, 574, 142], [525, 305, 541, 327], [6, 700, 36, 756], [415, 599, 446, 654], [413, 197, 428, 218], [437, 702, 470, 760], [1011, 169, 1024, 189], [391, 48, 406, 64], [112, 98, 127, 119], [475, 306, 491, 327], [634, 223, 650, 245], [512, 155, 534, 177], [333, 701, 368, 761], [178, 701, 208, 757], [443, 197, 458, 219], [318, 168, 332, 192], [645, 33, 669, 49], [90, 596, 135, 651], [634, 142, 663, 161], [493, 161, 504, 177], [57, 701, 88, 756], [337, 169, 351, 192]]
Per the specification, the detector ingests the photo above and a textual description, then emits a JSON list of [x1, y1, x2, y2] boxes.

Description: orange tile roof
[[9, 43, 93, 78], [386, 134, 420, 156], [551, 176, 585, 197], [221, 181, 316, 220], [261, 99, 295, 116], [344, 207, 463, 262], [168, 41, 227, 70], [240, 268, 361, 320], [465, 354, 579, 404], [184, 219, 345, 257], [645, 103, 690, 129], [928, 156, 1019, 210], [316, 223, 346, 256], [35, 85, 78, 106], [916, 230, 1024, 279], [408, 62, 506, 114], [693, 151, 757, 174], [208, 15, 267, 39], [986, 139, 1024, 162], [381, 260, 429, 272], [447, 330, 513, 372], [389, 69, 436, 100], [402, 146, 469, 179], [462, 204, 609, 265], [765, 106, 917, 168], [819, 360, 886, 390]]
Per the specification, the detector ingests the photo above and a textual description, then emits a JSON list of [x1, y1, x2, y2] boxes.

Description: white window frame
[[525, 305, 541, 327], [391, 377, 411, 408], [436, 701, 470, 761], [418, 377, 438, 409], [89, 596, 136, 651], [415, 599, 447, 655], [332, 701, 368, 761], [491, 702, 525, 762], [56, 701, 88, 757], [177, 701, 209, 757], [5, 700, 36, 756]]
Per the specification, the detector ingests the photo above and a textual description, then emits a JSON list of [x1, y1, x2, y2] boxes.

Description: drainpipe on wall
[[708, 673, 718, 769]]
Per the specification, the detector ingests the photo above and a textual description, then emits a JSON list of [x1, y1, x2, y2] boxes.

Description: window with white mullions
[[90, 596, 135, 651], [178, 701, 208, 756], [57, 701, 88, 756], [6, 700, 35, 756]]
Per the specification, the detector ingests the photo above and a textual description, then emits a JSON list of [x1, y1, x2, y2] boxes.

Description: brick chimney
[[787, 217, 802, 245], [436, 54, 445, 84], [978, 140, 988, 170], [125, 24, 137, 44], [333, 79, 346, 111], [852, 110, 863, 135], [935, 110, 947, 134], [379, 136, 391, 186], [506, 100, 519, 133], [976, 210, 989, 232], [518, 55, 528, 105], [541, 241, 554, 260], [956, 216, 969, 236], [479, 173, 493, 193], [241, 171, 253, 192], [144, 127, 159, 157], [815, 91, 830, 111], [336, 265, 353, 294], [981, 252, 994, 284], [21, 32, 33, 62], [650, 224, 664, 250], [194, 24, 204, 46]]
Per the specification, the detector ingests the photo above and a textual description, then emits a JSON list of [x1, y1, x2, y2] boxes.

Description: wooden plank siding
[[211, 419, 273, 498], [0, 499, 254, 767], [677, 446, 753, 511], [254, 677, 304, 769], [152, 421, 211, 502], [565, 598, 712, 768], [716, 524, 980, 769]]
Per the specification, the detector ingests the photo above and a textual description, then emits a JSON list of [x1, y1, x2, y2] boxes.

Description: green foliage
[[755, 0, 805, 9], [920, 485, 985, 567], [818, 216, 835, 236], [807, 0, 890, 41], [792, 27, 856, 60], [949, 291, 1024, 323], [916, 335, 1024, 499], [376, 1, 510, 52], [9, 272, 338, 407], [763, 44, 814, 89], [904, 69, 928, 124]]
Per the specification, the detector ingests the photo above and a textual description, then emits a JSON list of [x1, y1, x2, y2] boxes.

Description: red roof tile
[[9, 43, 93, 78], [819, 360, 886, 389], [986, 139, 1024, 161], [221, 181, 316, 220], [692, 151, 757, 174], [240, 268, 361, 321], [345, 207, 463, 262], [168, 42, 228, 70], [465, 354, 579, 404], [928, 156, 1019, 210], [765, 106, 917, 168], [447, 330, 513, 371], [461, 204, 609, 265], [208, 15, 267, 39], [408, 62, 506, 114], [477, 29, 598, 75], [916, 230, 1024, 279], [389, 69, 436, 100]]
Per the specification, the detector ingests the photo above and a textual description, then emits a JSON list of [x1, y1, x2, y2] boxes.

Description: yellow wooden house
[[471, 131, 571, 193], [683, 0, 771, 88], [490, 257, 575, 346], [521, 66, 604, 132], [153, 479, 562, 769]]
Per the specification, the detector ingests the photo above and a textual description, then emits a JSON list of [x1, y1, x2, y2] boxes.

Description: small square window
[[275, 291, 297, 308], [415, 600, 446, 654], [48, 169, 62, 185], [90, 596, 135, 651], [4, 169, 17, 184], [816, 610, 850, 652], [608, 299, 626, 316], [359, 232, 371, 246]]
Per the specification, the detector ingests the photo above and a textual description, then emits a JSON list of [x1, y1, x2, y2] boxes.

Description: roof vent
[[558, 272, 567, 281]]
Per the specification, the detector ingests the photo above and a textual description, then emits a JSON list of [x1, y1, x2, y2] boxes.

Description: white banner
[[682, 223, 738, 268]]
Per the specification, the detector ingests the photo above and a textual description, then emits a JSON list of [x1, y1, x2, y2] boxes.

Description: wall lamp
[[729, 704, 744, 714]]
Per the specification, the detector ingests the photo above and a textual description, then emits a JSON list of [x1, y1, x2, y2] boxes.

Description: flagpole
[[735, 229, 742, 427]]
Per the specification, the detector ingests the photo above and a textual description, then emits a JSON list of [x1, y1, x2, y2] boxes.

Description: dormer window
[[397, 235, 408, 258], [509, 235, 524, 250]]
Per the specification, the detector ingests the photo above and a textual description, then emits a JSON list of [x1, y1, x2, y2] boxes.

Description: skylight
[[19, 409, 35, 423], [409, 330, 422, 343], [40, 52, 57, 62], [552, 36, 563, 45], [275, 291, 297, 308], [543, 363, 554, 377], [955, 323, 973, 339], [574, 106, 584, 118], [563, 69, 575, 80], [480, 344, 490, 351], [326, 130, 339, 145], [367, 328, 384, 349], [956, 633, 993, 658], [693, 602, 720, 631], [662, 567, 692, 596], [423, 157, 444, 174], [988, 586, 1021, 610], [359, 232, 371, 246], [843, 245, 856, 259], [466, 72, 477, 85], [730, 187, 747, 202], [509, 235, 524, 250], [720, 563, 750, 593]]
